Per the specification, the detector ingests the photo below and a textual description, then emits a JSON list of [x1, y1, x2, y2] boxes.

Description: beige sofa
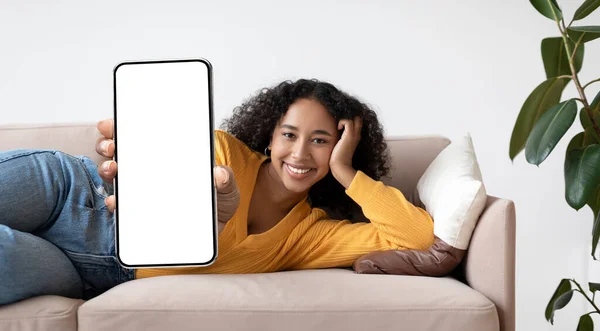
[[0, 123, 516, 331]]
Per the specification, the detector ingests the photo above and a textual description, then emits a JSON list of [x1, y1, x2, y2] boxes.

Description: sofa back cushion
[[0, 123, 109, 165], [0, 125, 450, 195], [380, 135, 451, 206]]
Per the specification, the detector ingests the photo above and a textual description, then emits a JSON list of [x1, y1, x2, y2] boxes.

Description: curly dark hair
[[219, 79, 391, 222]]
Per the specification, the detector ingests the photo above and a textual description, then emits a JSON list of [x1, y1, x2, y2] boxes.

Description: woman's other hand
[[329, 116, 361, 189], [213, 165, 240, 234]]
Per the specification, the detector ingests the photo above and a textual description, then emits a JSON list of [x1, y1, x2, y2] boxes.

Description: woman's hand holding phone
[[95, 119, 239, 234]]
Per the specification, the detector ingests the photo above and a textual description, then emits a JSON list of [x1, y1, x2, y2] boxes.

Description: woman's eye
[[282, 133, 326, 144]]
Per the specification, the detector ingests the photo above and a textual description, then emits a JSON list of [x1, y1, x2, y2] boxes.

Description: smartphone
[[113, 59, 217, 268]]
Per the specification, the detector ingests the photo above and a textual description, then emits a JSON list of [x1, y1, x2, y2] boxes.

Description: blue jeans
[[0, 149, 135, 305]]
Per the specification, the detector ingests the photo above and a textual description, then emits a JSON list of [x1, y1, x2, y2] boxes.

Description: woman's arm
[[344, 170, 434, 247], [287, 170, 434, 270]]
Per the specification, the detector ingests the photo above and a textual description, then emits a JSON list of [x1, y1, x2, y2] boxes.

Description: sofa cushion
[[0, 295, 83, 331], [354, 134, 486, 277], [417, 133, 487, 250], [78, 269, 498, 331], [353, 235, 466, 276]]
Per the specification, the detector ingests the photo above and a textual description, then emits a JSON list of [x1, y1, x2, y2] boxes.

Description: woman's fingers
[[213, 165, 240, 223], [98, 160, 118, 183], [97, 119, 114, 139], [96, 119, 114, 160], [354, 116, 363, 137], [105, 195, 116, 213], [96, 137, 115, 158], [338, 116, 363, 141], [338, 116, 362, 136], [214, 166, 236, 193]]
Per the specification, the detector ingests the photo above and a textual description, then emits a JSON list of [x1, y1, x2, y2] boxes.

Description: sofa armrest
[[461, 196, 516, 331]]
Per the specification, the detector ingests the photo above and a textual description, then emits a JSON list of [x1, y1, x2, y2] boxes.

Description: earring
[[264, 146, 271, 157]]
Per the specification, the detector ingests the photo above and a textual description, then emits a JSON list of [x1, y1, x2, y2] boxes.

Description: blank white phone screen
[[114, 59, 217, 268]]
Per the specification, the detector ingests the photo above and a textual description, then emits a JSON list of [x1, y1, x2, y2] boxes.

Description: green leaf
[[542, 38, 585, 78], [588, 185, 600, 218], [530, 0, 563, 21], [577, 314, 594, 331], [566, 134, 600, 217], [568, 26, 600, 44], [584, 91, 600, 138], [579, 108, 600, 129], [584, 126, 600, 145], [510, 78, 570, 160], [592, 90, 600, 111], [565, 144, 600, 210], [568, 132, 586, 152], [593, 210, 600, 258], [574, 0, 600, 21], [525, 100, 577, 165], [590, 282, 600, 292], [554, 290, 575, 308], [545, 279, 573, 324]]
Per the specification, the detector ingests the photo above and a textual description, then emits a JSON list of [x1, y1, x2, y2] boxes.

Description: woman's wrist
[[330, 164, 357, 190]]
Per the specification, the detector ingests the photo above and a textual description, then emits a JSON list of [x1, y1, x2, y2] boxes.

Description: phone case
[[113, 59, 218, 268]]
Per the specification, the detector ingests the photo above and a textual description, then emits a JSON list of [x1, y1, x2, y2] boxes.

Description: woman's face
[[268, 98, 340, 194]]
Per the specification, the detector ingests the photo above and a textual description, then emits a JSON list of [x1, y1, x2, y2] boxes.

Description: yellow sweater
[[135, 130, 434, 278]]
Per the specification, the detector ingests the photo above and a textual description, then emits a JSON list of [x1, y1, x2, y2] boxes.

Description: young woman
[[0, 79, 434, 305]]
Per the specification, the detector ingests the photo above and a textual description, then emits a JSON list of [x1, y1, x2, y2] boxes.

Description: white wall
[[1, 0, 599, 329]]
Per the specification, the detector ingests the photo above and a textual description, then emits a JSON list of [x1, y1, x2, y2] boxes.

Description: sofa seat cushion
[[78, 269, 498, 331], [0, 295, 83, 331]]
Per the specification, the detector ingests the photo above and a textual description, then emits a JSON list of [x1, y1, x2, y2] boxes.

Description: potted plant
[[509, 0, 600, 329]]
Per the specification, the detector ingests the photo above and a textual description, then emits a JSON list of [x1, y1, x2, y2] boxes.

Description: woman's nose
[[291, 141, 310, 160]]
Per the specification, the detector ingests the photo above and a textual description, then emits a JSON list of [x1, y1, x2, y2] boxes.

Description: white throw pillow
[[416, 134, 487, 250]]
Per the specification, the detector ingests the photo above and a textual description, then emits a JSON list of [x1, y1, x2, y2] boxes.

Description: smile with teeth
[[285, 163, 313, 174]]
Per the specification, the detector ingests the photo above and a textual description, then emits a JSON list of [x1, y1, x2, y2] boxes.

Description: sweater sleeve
[[214, 130, 231, 167], [289, 170, 434, 270], [344, 170, 434, 248], [213, 129, 256, 177]]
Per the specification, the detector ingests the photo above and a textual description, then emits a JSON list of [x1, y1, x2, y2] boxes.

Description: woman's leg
[[0, 149, 134, 301], [0, 149, 71, 232], [0, 225, 83, 305]]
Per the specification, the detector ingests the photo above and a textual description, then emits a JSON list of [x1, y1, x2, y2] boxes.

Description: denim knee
[[0, 225, 83, 305]]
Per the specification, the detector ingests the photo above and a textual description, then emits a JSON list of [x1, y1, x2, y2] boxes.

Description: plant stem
[[570, 30, 586, 64], [573, 280, 600, 314], [570, 40, 582, 63], [562, 19, 575, 43], [555, 19, 600, 138], [583, 78, 600, 91]]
